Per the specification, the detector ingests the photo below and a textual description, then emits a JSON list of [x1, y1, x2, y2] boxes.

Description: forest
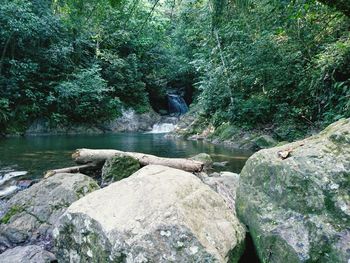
[[0, 0, 349, 140], [0, 1, 350, 262]]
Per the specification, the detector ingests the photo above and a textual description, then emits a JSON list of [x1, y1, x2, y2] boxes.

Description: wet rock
[[16, 180, 36, 190], [0, 173, 99, 253], [54, 165, 246, 263], [237, 118, 350, 263], [101, 155, 140, 186], [0, 245, 56, 263]]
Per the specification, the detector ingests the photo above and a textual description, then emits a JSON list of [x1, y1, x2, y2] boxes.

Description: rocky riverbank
[[24, 109, 162, 136], [167, 106, 321, 152], [0, 118, 349, 262]]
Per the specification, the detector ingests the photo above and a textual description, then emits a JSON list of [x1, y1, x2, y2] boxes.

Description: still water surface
[[0, 133, 253, 196]]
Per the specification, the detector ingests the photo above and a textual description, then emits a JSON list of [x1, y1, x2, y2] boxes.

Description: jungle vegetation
[[0, 0, 349, 140]]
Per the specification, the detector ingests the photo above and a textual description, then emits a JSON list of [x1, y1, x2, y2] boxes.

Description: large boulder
[[101, 155, 141, 186], [104, 109, 161, 132], [0, 245, 56, 263], [204, 172, 240, 212], [54, 165, 246, 262], [236, 118, 350, 262], [0, 173, 99, 252]]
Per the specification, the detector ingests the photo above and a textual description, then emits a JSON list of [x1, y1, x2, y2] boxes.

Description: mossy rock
[[253, 135, 277, 149], [212, 123, 238, 141], [190, 153, 213, 167], [101, 155, 141, 185], [237, 118, 350, 263], [0, 173, 99, 252], [0, 205, 24, 224]]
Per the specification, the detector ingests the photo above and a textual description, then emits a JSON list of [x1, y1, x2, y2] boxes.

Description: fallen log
[[44, 163, 97, 178], [72, 148, 204, 172]]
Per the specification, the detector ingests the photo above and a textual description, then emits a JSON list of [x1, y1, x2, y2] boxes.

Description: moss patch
[[102, 155, 141, 185], [76, 181, 100, 198], [211, 123, 238, 141], [0, 205, 25, 224]]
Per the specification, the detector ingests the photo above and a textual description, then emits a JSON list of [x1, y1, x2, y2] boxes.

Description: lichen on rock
[[101, 154, 141, 186], [0, 173, 100, 253], [236, 118, 350, 263], [54, 165, 246, 262]]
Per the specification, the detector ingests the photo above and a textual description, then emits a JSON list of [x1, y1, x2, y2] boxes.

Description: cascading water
[[148, 123, 176, 134], [148, 94, 188, 133], [168, 94, 188, 116]]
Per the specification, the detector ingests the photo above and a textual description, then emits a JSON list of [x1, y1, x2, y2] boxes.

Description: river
[[0, 133, 252, 198]]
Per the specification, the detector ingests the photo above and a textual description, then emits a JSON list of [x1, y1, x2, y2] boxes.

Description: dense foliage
[[0, 0, 188, 133], [178, 0, 350, 140], [0, 0, 349, 140]]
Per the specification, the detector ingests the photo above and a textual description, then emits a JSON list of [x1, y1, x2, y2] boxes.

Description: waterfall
[[168, 94, 188, 115], [148, 123, 176, 134]]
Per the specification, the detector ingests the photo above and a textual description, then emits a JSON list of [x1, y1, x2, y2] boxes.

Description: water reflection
[[0, 133, 253, 181]]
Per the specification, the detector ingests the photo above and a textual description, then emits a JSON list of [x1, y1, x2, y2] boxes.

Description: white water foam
[[0, 171, 27, 186], [148, 123, 176, 134], [0, 185, 18, 198]]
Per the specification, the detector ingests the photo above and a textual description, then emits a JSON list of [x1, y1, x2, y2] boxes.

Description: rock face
[[0, 173, 99, 252], [0, 245, 56, 263], [104, 109, 161, 132], [236, 118, 350, 263], [101, 155, 141, 186], [54, 165, 246, 263], [25, 109, 162, 135], [204, 172, 240, 213], [26, 118, 104, 135]]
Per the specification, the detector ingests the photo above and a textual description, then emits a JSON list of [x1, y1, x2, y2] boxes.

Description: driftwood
[[44, 163, 97, 178], [72, 148, 204, 172]]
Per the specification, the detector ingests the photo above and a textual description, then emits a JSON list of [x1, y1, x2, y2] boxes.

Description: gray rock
[[204, 172, 240, 213], [54, 165, 246, 263], [0, 245, 56, 263], [101, 155, 141, 186], [0, 173, 99, 252], [237, 118, 350, 263], [104, 109, 161, 132], [26, 118, 104, 136]]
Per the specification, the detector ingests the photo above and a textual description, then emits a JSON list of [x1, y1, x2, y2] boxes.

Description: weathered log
[[72, 148, 204, 172], [44, 163, 97, 178]]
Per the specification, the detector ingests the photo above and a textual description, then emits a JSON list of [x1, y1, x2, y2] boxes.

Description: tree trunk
[[44, 163, 98, 178], [72, 149, 204, 172]]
